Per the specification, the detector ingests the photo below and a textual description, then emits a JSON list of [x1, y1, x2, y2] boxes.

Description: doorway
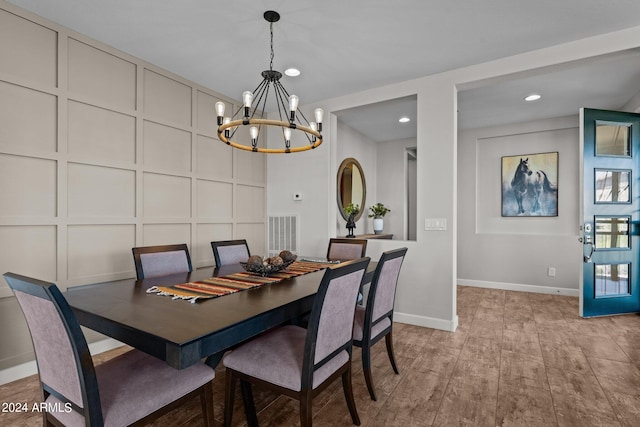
[[580, 108, 640, 317], [406, 147, 417, 240]]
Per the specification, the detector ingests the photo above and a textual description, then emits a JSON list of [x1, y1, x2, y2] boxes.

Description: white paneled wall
[[67, 100, 137, 163], [0, 81, 57, 152], [68, 38, 137, 110], [143, 69, 192, 126], [0, 3, 266, 369], [0, 154, 57, 217]]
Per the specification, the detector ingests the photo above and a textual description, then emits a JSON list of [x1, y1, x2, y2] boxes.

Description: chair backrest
[[326, 238, 367, 261], [4, 272, 103, 425], [301, 257, 370, 389], [211, 239, 251, 267], [132, 244, 193, 280], [366, 247, 408, 327]]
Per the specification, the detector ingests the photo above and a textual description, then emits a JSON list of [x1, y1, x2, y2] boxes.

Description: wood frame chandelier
[[215, 10, 324, 154]]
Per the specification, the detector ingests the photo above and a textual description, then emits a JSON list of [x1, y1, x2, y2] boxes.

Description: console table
[[351, 234, 393, 239]]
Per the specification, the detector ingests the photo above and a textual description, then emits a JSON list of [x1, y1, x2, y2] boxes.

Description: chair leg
[[363, 367, 377, 402], [201, 381, 215, 427], [300, 389, 313, 427], [45, 413, 57, 427], [240, 379, 259, 427], [342, 364, 361, 426], [361, 345, 377, 401], [385, 331, 400, 374], [224, 370, 237, 427]]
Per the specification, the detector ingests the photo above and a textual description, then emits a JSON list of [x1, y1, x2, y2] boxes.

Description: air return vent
[[268, 215, 299, 257]]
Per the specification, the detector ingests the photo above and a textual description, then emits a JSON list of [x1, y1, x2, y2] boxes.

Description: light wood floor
[[3, 285, 640, 426]]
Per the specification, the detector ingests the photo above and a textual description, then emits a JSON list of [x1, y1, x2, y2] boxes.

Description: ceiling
[[458, 49, 640, 130], [7, 0, 640, 133], [334, 96, 417, 143], [335, 49, 640, 141]]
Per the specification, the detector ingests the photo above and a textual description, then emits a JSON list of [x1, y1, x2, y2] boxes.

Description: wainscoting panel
[[142, 172, 192, 218], [0, 81, 57, 152], [67, 100, 136, 164], [0, 225, 57, 297], [0, 154, 56, 218], [143, 69, 192, 127], [0, 9, 57, 87], [142, 223, 191, 249], [196, 179, 233, 219], [67, 224, 136, 280], [67, 163, 135, 218], [196, 134, 233, 180], [143, 120, 192, 173], [67, 38, 136, 111], [236, 185, 265, 220]]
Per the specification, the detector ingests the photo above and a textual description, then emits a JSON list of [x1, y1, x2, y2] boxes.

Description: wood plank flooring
[[2, 285, 640, 426]]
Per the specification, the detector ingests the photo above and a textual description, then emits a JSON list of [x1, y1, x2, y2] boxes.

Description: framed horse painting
[[501, 152, 558, 216]]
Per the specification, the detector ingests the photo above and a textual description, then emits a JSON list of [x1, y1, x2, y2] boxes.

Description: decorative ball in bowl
[[240, 251, 297, 276]]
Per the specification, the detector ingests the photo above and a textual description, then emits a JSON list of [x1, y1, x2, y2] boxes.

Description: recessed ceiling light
[[399, 117, 411, 123], [524, 93, 541, 102], [284, 68, 300, 77]]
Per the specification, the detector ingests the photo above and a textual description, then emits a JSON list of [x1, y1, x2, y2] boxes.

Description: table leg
[[205, 351, 225, 368]]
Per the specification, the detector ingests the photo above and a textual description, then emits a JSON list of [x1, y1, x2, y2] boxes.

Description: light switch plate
[[425, 218, 447, 230]]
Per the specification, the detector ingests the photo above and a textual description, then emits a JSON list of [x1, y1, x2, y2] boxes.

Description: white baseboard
[[457, 279, 579, 297], [86, 338, 124, 355], [394, 312, 458, 332], [0, 338, 123, 386]]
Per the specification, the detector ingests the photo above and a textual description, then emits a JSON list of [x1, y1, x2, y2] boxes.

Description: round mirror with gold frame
[[337, 157, 366, 221]]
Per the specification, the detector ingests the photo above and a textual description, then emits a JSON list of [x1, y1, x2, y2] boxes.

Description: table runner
[[146, 260, 333, 303]]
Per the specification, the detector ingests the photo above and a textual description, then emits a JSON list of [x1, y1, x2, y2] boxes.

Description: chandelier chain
[[269, 22, 275, 71]]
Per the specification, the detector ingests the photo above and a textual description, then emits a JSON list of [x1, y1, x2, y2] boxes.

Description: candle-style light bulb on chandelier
[[215, 10, 323, 153]]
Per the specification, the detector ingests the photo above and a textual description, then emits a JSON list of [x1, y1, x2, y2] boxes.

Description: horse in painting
[[510, 157, 557, 214]]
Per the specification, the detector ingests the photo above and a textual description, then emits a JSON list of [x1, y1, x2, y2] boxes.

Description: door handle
[[580, 222, 594, 263], [582, 237, 594, 263]]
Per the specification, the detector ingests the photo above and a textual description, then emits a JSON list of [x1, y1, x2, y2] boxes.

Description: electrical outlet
[[547, 267, 556, 277]]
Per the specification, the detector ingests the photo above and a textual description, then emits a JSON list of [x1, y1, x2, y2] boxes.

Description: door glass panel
[[595, 263, 630, 297], [595, 122, 631, 156], [595, 170, 631, 203], [595, 217, 630, 249]]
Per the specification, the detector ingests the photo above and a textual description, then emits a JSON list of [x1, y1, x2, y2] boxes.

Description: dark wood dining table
[[65, 261, 375, 370]]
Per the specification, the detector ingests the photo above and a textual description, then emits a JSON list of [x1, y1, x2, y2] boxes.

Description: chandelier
[[214, 10, 324, 154]]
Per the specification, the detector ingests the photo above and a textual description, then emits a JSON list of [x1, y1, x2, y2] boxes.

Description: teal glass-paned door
[[582, 108, 640, 316]]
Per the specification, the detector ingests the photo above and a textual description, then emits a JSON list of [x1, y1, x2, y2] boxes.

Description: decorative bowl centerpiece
[[240, 251, 297, 276]]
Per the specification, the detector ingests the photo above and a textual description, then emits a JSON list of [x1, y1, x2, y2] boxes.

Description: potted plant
[[344, 203, 360, 237], [368, 203, 390, 234], [345, 203, 360, 217]]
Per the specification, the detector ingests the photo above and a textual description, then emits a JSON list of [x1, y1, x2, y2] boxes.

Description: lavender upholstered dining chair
[[352, 247, 408, 401], [222, 257, 370, 427], [3, 272, 215, 427], [211, 239, 251, 267], [327, 238, 368, 305], [326, 238, 367, 261], [132, 243, 192, 280]]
